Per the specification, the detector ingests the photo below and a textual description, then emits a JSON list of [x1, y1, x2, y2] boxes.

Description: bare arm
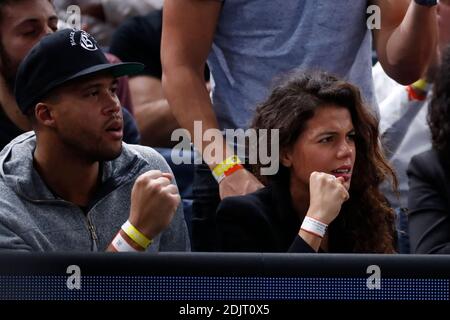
[[162, 0, 222, 164], [299, 173, 349, 252], [162, 0, 263, 198], [106, 171, 181, 252], [373, 0, 437, 84]]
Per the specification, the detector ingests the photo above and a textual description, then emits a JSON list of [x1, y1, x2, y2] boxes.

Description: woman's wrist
[[301, 216, 328, 238], [298, 229, 322, 252], [305, 208, 331, 225]]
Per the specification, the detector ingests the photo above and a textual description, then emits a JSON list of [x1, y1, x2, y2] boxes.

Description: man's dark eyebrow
[[80, 83, 101, 92], [14, 19, 40, 29], [14, 15, 59, 29], [79, 78, 119, 91]]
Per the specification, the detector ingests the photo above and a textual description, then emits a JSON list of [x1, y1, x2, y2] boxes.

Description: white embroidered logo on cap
[[80, 31, 98, 51]]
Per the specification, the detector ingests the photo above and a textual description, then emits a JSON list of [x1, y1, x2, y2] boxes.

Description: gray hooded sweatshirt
[[0, 132, 190, 252]]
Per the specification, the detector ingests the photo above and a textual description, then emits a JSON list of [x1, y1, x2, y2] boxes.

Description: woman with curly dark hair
[[215, 70, 397, 253], [408, 45, 450, 254]]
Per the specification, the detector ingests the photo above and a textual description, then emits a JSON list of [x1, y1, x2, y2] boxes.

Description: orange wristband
[[212, 155, 244, 183]]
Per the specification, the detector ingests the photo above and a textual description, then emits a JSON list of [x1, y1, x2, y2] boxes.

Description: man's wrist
[[111, 230, 145, 252], [122, 220, 154, 249]]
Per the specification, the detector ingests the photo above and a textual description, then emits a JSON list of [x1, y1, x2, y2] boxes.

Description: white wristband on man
[[111, 232, 139, 252], [300, 216, 328, 238]]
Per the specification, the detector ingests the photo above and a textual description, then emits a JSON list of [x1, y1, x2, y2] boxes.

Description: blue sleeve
[[122, 107, 141, 145]]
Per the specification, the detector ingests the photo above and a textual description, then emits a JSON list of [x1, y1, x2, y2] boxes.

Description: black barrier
[[0, 253, 449, 302]]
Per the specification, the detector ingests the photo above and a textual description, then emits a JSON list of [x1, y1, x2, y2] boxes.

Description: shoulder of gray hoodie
[[0, 132, 190, 252]]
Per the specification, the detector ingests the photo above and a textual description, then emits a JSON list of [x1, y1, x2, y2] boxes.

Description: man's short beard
[[60, 133, 123, 164], [0, 41, 17, 92]]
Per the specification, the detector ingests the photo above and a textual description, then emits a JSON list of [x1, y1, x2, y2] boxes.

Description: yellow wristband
[[411, 78, 428, 92], [121, 220, 153, 249], [212, 155, 242, 182]]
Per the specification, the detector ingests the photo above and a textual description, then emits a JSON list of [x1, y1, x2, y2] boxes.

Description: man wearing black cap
[[0, 0, 140, 150], [0, 29, 190, 252]]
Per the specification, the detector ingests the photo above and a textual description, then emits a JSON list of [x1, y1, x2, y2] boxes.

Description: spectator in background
[[54, 0, 163, 46], [110, 10, 177, 148], [162, 0, 438, 251], [109, 9, 211, 238], [377, 0, 450, 253], [109, 9, 211, 148], [407, 44, 450, 254], [215, 71, 397, 253], [0, 29, 189, 252], [0, 0, 140, 150]]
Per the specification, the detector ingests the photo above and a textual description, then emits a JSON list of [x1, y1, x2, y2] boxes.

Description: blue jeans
[[155, 148, 194, 241], [395, 207, 410, 254]]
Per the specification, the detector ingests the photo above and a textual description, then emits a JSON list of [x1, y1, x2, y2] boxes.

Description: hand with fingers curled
[[306, 171, 350, 225], [128, 170, 181, 240]]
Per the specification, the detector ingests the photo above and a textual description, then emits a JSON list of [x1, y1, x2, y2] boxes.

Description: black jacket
[[213, 177, 365, 253], [408, 149, 450, 254]]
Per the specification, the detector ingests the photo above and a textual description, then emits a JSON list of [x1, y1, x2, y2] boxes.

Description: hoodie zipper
[[17, 156, 145, 251], [86, 215, 99, 252], [12, 146, 148, 251], [27, 198, 100, 251]]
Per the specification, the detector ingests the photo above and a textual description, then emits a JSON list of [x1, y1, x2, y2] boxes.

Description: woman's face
[[281, 105, 356, 192]]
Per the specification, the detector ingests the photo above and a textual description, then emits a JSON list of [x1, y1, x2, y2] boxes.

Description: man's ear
[[280, 147, 292, 168], [35, 102, 56, 127]]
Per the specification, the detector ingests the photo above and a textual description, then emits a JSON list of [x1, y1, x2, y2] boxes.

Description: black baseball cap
[[14, 28, 144, 114]]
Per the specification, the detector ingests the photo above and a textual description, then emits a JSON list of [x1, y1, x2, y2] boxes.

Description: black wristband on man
[[414, 0, 437, 7]]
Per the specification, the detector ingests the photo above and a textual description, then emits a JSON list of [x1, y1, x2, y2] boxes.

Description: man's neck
[[33, 139, 101, 207], [0, 75, 32, 131]]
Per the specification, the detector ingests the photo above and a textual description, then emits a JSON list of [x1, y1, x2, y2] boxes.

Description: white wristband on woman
[[300, 216, 328, 238], [111, 232, 139, 252]]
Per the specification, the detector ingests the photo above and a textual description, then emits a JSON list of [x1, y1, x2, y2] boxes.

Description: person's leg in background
[[396, 207, 410, 254], [156, 147, 195, 241], [191, 162, 221, 252]]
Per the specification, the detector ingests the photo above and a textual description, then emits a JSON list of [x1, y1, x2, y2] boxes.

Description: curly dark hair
[[251, 70, 397, 253], [429, 45, 450, 155]]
